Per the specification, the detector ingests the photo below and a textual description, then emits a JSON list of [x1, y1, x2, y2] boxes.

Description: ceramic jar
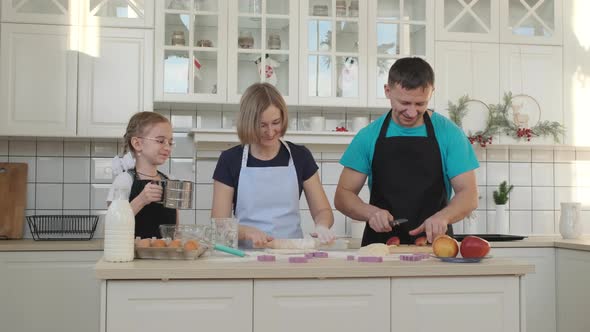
[[171, 31, 185, 46], [559, 202, 582, 239]]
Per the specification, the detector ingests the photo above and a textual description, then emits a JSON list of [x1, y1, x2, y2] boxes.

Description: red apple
[[386, 236, 400, 246], [460, 236, 491, 258], [432, 235, 459, 257], [414, 236, 428, 246]]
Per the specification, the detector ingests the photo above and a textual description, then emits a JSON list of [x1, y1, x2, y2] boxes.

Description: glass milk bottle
[[559, 202, 582, 239], [104, 187, 135, 262]]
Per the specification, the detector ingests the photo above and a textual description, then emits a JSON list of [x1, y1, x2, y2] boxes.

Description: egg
[[136, 238, 151, 248], [184, 239, 200, 251], [151, 239, 167, 248], [167, 239, 182, 248]]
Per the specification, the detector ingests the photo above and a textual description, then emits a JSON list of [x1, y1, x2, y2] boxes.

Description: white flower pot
[[559, 202, 582, 239], [495, 204, 509, 234]]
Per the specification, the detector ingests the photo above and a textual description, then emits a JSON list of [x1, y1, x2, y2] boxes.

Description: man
[[334, 57, 479, 245]]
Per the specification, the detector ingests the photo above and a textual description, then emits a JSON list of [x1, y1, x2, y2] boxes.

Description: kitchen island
[[96, 252, 533, 332]]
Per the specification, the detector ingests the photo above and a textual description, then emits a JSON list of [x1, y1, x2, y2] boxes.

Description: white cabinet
[[391, 276, 521, 332], [81, 0, 155, 28], [299, 0, 368, 106], [0, 251, 102, 332], [435, 0, 562, 45], [556, 248, 590, 332], [0, 0, 76, 25], [367, 0, 434, 108], [105, 280, 253, 332], [228, 0, 299, 104], [435, 0, 500, 42], [493, 248, 556, 332], [499, 44, 563, 144], [434, 41, 500, 119], [77, 27, 154, 137], [254, 278, 390, 332], [500, 0, 562, 45], [154, 0, 228, 103], [0, 23, 78, 136], [0, 0, 154, 27]]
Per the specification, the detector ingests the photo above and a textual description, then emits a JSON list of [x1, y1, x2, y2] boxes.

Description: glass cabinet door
[[227, 0, 298, 104], [82, 0, 155, 27], [500, 0, 562, 45], [435, 0, 499, 42], [368, 0, 433, 107], [0, 0, 74, 25], [154, 0, 227, 102], [300, 0, 367, 106]]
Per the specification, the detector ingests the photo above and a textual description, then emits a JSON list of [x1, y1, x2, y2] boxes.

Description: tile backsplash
[[2, 113, 590, 239]]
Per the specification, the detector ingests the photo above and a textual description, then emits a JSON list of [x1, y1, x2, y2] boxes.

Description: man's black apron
[[363, 111, 451, 245], [128, 169, 176, 238]]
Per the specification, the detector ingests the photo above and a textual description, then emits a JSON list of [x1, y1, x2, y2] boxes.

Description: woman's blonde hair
[[237, 83, 288, 144], [123, 112, 170, 155]]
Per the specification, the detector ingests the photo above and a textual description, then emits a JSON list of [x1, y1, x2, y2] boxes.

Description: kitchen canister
[[559, 202, 582, 239], [171, 31, 186, 46], [352, 116, 369, 132], [310, 116, 325, 132], [104, 187, 135, 262]]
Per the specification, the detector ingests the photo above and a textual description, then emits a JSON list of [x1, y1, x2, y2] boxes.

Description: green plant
[[493, 181, 514, 205]]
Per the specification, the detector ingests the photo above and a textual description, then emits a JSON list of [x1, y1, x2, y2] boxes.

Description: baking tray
[[453, 234, 527, 242], [135, 245, 208, 260]]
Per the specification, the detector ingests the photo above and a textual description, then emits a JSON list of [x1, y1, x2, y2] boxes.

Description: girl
[[211, 83, 336, 248], [107, 112, 177, 238]]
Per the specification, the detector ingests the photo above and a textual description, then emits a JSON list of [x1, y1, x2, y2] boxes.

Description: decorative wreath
[[448, 92, 565, 147]]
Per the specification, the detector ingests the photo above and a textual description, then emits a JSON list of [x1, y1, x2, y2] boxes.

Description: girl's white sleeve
[[106, 173, 133, 202]]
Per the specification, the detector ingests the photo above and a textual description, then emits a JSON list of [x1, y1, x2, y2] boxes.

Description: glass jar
[[238, 31, 254, 49], [267, 33, 281, 50], [313, 4, 329, 16], [336, 0, 347, 17], [171, 31, 185, 46], [349, 0, 359, 17], [197, 39, 213, 47]]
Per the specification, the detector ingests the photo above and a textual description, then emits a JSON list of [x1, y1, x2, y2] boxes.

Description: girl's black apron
[[363, 111, 451, 245], [128, 169, 176, 238]]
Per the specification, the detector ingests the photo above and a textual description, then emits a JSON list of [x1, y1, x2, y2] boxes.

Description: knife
[[389, 218, 409, 228]]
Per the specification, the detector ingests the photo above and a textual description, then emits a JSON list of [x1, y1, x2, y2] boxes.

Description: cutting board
[[0, 163, 28, 239]]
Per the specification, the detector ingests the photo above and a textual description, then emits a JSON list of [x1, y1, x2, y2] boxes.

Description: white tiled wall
[[4, 111, 590, 239]]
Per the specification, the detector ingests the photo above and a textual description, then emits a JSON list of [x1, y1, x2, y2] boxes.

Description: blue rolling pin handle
[[213, 244, 246, 257]]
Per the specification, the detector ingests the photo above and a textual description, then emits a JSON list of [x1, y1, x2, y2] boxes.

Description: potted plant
[[493, 181, 513, 234]]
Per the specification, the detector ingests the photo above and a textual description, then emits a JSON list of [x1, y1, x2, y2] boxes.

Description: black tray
[[453, 234, 527, 242]]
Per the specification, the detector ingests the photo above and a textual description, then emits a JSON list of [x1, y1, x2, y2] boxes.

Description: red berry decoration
[[516, 128, 534, 141], [468, 134, 493, 148], [335, 126, 348, 132]]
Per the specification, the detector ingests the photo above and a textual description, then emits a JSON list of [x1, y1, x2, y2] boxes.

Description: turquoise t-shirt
[[340, 111, 479, 199]]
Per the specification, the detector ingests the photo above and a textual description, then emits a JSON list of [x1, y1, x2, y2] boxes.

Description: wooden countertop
[[0, 239, 103, 251], [2, 236, 590, 252], [94, 252, 535, 280]]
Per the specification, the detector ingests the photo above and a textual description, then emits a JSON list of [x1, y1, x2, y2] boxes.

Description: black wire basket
[[26, 215, 100, 241]]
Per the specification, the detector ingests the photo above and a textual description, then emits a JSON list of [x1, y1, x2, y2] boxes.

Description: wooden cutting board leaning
[[0, 163, 28, 239]]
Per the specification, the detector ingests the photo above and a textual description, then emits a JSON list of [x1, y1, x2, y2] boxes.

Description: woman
[[211, 83, 335, 248]]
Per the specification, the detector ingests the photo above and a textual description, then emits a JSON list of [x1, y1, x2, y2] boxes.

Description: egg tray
[[135, 245, 208, 260]]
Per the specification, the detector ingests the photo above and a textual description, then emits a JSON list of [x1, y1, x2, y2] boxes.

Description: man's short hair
[[387, 57, 435, 90]]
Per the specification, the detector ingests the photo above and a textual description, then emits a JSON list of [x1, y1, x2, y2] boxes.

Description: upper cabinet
[[154, 0, 228, 103], [0, 0, 154, 27], [153, 0, 433, 108], [500, 0, 562, 45], [435, 0, 499, 42], [0, 1, 155, 137], [436, 0, 562, 45], [298, 0, 367, 107], [0, 23, 78, 136], [368, 0, 434, 107], [228, 0, 299, 104], [81, 0, 155, 28], [77, 27, 154, 137]]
